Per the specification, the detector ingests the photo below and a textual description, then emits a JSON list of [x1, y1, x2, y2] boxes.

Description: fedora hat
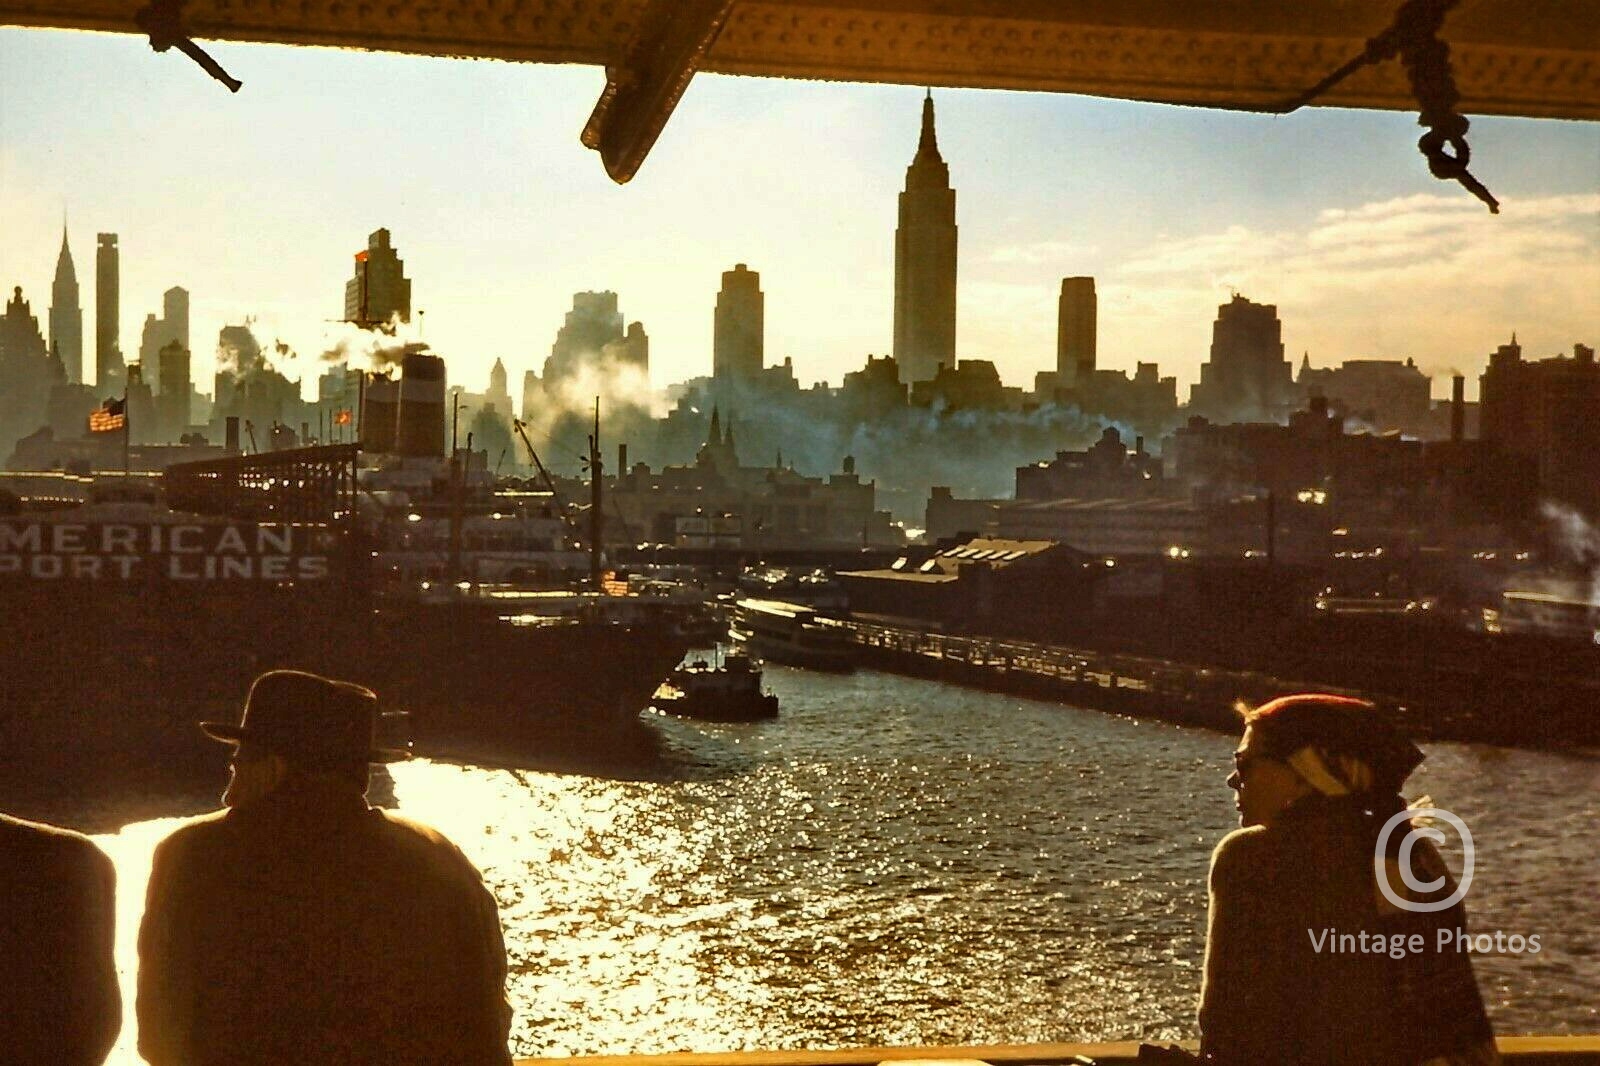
[[200, 669, 411, 764]]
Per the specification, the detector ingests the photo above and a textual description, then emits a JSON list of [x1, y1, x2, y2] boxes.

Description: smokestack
[[397, 352, 447, 458], [225, 416, 240, 454], [361, 372, 400, 455], [618, 442, 627, 472], [1451, 374, 1465, 443], [301, 421, 310, 447]]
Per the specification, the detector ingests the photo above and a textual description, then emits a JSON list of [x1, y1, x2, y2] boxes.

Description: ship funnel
[[397, 352, 447, 458], [361, 372, 400, 454], [1451, 374, 1465, 443]]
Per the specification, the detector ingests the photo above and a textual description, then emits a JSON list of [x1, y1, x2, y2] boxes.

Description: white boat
[[730, 598, 856, 671]]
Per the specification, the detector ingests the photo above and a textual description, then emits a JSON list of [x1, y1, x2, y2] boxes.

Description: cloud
[[1096, 191, 1600, 388], [988, 240, 1100, 265]]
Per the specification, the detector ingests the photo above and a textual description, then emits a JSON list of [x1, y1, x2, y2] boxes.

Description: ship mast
[[588, 396, 603, 590]]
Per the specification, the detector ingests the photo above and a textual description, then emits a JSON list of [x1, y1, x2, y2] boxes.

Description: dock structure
[[832, 615, 1397, 738], [522, 1036, 1600, 1066]]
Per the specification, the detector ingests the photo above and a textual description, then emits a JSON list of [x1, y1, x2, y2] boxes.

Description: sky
[[1, 26, 1597, 404]]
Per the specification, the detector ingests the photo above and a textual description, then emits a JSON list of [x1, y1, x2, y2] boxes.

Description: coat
[[136, 777, 513, 1065], [1199, 795, 1495, 1066], [0, 812, 121, 1065]]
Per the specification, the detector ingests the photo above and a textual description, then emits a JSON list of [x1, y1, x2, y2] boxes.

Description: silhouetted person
[[136, 670, 512, 1064], [0, 812, 121, 1064], [1195, 694, 1497, 1065]]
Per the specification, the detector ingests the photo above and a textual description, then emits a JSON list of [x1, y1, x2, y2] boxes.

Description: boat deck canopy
[[6, 1, 1597, 181]]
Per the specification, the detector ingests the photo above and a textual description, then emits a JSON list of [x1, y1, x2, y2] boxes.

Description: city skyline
[[1, 27, 1597, 405]]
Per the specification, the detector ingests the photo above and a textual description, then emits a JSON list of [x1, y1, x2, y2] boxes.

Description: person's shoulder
[[1209, 824, 1275, 884], [0, 811, 113, 873], [371, 809, 482, 875], [150, 808, 232, 865]]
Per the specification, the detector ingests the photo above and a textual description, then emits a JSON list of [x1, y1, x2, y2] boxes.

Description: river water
[[94, 665, 1599, 1061]]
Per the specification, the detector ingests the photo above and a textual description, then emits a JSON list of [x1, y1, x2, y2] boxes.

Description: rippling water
[[95, 666, 1600, 1061]]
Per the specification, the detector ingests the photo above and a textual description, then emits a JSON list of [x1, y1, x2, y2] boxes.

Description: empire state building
[[892, 91, 957, 385]]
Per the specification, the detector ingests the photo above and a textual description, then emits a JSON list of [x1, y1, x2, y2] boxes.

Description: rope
[[1277, 0, 1499, 213], [134, 0, 244, 93]]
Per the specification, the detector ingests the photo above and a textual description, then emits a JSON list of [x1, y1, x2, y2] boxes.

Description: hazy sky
[[2, 26, 1597, 402]]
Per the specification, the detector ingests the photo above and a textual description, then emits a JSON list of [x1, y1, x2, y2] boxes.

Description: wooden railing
[[521, 1036, 1600, 1066]]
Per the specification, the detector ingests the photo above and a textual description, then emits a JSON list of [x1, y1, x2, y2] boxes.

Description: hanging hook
[[135, 0, 244, 93]]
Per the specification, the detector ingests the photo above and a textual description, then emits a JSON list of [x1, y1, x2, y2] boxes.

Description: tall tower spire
[[893, 91, 958, 386], [50, 219, 84, 384]]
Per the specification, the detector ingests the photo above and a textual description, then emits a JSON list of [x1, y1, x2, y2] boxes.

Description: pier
[[834, 615, 1458, 741], [530, 1036, 1600, 1065]]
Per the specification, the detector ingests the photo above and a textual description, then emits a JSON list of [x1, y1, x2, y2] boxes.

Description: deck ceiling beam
[[5, 1, 1596, 179]]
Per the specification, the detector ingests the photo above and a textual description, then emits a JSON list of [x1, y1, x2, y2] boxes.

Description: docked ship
[[0, 438, 688, 797], [730, 597, 856, 671]]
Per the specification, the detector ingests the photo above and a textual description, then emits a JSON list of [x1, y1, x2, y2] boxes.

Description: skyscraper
[[1057, 277, 1096, 387], [543, 291, 647, 381], [1188, 294, 1295, 422], [139, 285, 189, 393], [713, 263, 764, 384], [49, 223, 83, 384], [344, 228, 412, 328], [157, 339, 191, 441], [96, 232, 123, 389], [893, 91, 957, 385]]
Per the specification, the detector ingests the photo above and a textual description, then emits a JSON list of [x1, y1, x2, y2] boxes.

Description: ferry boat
[[654, 651, 779, 721], [730, 597, 856, 671]]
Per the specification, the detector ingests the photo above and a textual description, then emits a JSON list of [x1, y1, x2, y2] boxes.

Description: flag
[[88, 398, 126, 433], [601, 570, 630, 597], [334, 408, 353, 426]]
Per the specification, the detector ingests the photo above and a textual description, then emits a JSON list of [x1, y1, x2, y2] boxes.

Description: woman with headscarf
[[1196, 693, 1500, 1066]]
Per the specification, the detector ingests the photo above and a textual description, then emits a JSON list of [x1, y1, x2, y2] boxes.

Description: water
[[94, 666, 1600, 1060]]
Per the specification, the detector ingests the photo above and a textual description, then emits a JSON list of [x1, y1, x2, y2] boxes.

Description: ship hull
[[0, 583, 689, 808]]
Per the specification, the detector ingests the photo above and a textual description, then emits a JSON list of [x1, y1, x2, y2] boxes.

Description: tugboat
[[654, 651, 779, 722]]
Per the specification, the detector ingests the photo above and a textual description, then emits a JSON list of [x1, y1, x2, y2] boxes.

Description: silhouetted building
[[1057, 277, 1096, 387], [893, 92, 957, 385], [910, 359, 1021, 412], [139, 286, 189, 394], [1480, 336, 1600, 514], [609, 417, 900, 549], [543, 290, 649, 382], [714, 263, 764, 385], [95, 233, 123, 389], [1297, 356, 1431, 436], [344, 228, 412, 328], [212, 323, 302, 450], [840, 354, 908, 422], [925, 485, 1003, 540], [1045, 363, 1179, 436], [157, 340, 191, 441], [1016, 427, 1164, 500], [1188, 294, 1295, 423], [487, 357, 512, 416], [0, 288, 61, 451], [49, 223, 83, 384], [839, 537, 1097, 636], [126, 363, 156, 445], [0, 286, 49, 366]]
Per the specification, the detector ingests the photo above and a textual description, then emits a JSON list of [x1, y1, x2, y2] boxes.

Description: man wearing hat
[[136, 670, 513, 1064]]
